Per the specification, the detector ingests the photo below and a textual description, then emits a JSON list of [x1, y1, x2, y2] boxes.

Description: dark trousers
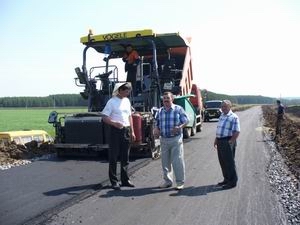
[[217, 139, 238, 185], [108, 126, 131, 185], [275, 117, 283, 137], [126, 68, 137, 96]]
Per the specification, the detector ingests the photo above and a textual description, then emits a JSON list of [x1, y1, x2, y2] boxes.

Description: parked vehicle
[[204, 100, 222, 122], [0, 130, 53, 146], [48, 29, 204, 158]]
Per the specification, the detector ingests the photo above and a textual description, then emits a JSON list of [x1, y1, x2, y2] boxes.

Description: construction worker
[[275, 99, 285, 138], [122, 44, 140, 96]]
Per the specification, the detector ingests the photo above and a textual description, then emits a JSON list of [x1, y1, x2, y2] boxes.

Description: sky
[[0, 0, 299, 98]]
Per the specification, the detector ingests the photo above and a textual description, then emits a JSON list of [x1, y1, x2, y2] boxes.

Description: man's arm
[[102, 116, 123, 129], [179, 107, 190, 128], [153, 110, 160, 138], [172, 107, 189, 133], [229, 131, 240, 144]]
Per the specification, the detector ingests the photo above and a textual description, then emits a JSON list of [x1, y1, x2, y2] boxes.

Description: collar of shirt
[[162, 103, 175, 112], [222, 109, 233, 117]]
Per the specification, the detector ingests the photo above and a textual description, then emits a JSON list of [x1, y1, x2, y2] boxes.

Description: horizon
[[0, 92, 299, 100]]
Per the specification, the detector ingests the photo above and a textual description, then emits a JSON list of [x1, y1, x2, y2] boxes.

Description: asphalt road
[[0, 153, 150, 225], [44, 106, 287, 225], [0, 106, 288, 225]]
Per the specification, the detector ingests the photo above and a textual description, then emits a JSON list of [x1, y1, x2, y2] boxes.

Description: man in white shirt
[[102, 82, 136, 190]]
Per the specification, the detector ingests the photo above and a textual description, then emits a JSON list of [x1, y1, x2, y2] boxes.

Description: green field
[[0, 108, 87, 137]]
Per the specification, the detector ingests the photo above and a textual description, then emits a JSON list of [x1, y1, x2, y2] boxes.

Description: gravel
[[265, 132, 300, 225], [0, 153, 55, 170]]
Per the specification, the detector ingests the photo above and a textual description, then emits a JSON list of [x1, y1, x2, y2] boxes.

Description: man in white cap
[[102, 82, 136, 190]]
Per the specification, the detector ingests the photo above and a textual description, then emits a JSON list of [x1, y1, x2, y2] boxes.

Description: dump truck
[[48, 29, 204, 159]]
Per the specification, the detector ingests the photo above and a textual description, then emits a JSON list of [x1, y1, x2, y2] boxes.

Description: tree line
[[202, 91, 300, 106], [0, 94, 88, 108], [0, 92, 299, 108]]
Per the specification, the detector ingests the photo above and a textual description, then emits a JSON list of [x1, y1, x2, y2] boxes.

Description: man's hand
[[213, 138, 218, 150], [131, 131, 136, 142], [153, 127, 160, 138], [113, 121, 124, 129], [171, 126, 181, 135]]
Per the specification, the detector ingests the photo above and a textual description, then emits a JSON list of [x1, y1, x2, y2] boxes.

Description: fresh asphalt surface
[[0, 152, 150, 225], [1, 106, 287, 225]]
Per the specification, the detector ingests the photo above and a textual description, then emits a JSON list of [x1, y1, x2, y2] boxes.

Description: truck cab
[[204, 100, 222, 122]]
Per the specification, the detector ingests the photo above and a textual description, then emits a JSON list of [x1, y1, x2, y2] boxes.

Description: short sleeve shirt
[[216, 110, 240, 138], [124, 50, 139, 64], [102, 96, 132, 126], [155, 104, 189, 138]]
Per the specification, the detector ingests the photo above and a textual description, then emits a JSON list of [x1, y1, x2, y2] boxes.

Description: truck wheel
[[191, 122, 196, 136], [196, 124, 202, 132], [152, 146, 161, 160], [183, 127, 191, 139]]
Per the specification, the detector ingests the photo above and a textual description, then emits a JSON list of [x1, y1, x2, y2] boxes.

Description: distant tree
[[0, 94, 88, 108]]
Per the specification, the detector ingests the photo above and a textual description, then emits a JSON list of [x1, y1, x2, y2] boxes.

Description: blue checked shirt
[[155, 104, 189, 138], [216, 110, 240, 138]]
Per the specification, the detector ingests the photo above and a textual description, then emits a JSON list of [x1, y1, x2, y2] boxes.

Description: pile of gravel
[[265, 134, 300, 225]]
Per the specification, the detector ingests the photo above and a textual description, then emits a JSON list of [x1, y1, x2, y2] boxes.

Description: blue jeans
[[160, 135, 185, 185]]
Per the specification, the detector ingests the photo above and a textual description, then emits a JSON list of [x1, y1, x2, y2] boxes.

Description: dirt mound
[[0, 141, 55, 167], [286, 106, 300, 117], [262, 105, 300, 176]]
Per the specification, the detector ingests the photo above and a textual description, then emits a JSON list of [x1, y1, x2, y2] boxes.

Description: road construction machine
[[48, 29, 203, 159]]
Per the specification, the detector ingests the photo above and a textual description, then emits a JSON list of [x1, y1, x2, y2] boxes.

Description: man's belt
[[161, 135, 181, 139], [217, 136, 232, 140]]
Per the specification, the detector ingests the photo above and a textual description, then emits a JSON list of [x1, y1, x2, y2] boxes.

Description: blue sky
[[0, 0, 299, 98]]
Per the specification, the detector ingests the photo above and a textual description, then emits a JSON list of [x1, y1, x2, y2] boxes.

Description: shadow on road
[[99, 184, 224, 198], [99, 186, 172, 198], [38, 154, 143, 163], [44, 183, 102, 196], [169, 184, 225, 196]]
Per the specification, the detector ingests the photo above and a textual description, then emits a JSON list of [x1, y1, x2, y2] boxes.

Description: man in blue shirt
[[154, 92, 189, 190], [214, 100, 240, 189]]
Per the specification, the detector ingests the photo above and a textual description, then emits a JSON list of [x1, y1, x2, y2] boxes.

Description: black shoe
[[217, 180, 227, 186], [222, 183, 236, 189], [121, 180, 135, 187], [111, 183, 121, 190]]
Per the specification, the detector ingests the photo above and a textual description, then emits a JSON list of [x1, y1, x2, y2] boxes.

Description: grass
[[232, 104, 257, 112], [0, 108, 87, 137]]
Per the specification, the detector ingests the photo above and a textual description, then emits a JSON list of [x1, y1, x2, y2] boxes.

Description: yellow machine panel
[[80, 29, 154, 44]]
